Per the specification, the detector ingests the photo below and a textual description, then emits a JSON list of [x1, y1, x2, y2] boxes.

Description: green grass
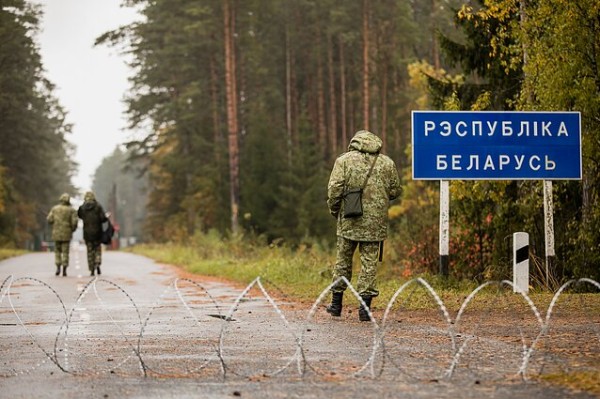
[[541, 371, 600, 395], [130, 231, 333, 302], [128, 232, 584, 312], [0, 248, 27, 262]]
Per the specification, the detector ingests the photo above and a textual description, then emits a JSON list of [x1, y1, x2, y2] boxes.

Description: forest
[[0, 0, 76, 249], [1, 0, 599, 283]]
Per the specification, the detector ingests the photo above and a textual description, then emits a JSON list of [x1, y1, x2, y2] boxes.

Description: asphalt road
[[0, 246, 597, 398]]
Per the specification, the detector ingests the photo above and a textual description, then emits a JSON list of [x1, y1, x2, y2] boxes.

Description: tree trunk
[[182, 130, 195, 236], [431, 0, 441, 69], [223, 0, 239, 234], [285, 23, 293, 164], [362, 0, 370, 130], [317, 41, 327, 158], [381, 66, 388, 153], [339, 37, 348, 149], [327, 33, 337, 159], [210, 55, 223, 170]]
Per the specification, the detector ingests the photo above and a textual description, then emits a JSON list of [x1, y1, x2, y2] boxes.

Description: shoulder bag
[[342, 154, 379, 218]]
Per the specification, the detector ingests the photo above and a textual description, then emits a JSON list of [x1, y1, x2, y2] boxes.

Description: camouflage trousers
[[54, 241, 70, 267], [85, 241, 102, 271], [331, 237, 381, 297]]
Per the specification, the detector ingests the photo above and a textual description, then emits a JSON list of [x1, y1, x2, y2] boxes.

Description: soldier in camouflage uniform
[[78, 191, 108, 276], [326, 130, 401, 321], [47, 193, 78, 277]]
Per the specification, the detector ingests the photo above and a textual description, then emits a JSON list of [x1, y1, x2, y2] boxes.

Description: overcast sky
[[35, 0, 140, 192]]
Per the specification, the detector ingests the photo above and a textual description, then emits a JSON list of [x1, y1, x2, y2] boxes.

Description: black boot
[[62, 266, 67, 277], [96, 265, 101, 275], [326, 292, 343, 317], [358, 295, 373, 322], [55, 265, 60, 276], [90, 269, 95, 277]]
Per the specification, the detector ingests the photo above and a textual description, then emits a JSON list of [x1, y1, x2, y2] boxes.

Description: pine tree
[[0, 1, 75, 247]]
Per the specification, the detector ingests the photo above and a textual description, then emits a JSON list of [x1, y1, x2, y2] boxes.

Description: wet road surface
[[0, 246, 597, 398]]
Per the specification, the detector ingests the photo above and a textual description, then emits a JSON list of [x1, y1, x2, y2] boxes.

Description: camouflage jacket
[[327, 131, 401, 241], [47, 195, 78, 242]]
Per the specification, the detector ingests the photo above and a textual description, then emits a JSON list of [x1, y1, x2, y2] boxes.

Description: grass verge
[[127, 232, 595, 311], [129, 232, 333, 302], [0, 248, 27, 262], [541, 371, 600, 395]]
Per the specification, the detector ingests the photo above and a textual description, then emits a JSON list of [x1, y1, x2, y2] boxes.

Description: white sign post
[[439, 180, 450, 277], [543, 180, 555, 287]]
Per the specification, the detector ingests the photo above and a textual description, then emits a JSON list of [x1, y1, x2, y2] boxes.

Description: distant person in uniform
[[46, 193, 78, 277], [78, 191, 108, 276], [326, 130, 401, 321]]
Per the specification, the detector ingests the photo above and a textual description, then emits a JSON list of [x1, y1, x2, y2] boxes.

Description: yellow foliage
[[458, 0, 522, 73], [388, 204, 403, 220], [443, 92, 460, 111], [407, 60, 464, 110], [471, 91, 492, 111], [450, 180, 511, 203]]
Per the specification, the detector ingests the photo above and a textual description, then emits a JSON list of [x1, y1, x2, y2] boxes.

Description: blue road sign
[[412, 111, 582, 180]]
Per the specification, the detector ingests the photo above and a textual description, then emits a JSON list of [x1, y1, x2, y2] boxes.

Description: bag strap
[[360, 154, 379, 190]]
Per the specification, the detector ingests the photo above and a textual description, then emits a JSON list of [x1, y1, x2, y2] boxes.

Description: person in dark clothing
[[77, 191, 108, 276]]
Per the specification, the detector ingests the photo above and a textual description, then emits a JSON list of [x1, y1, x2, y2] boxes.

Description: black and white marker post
[[513, 232, 529, 293]]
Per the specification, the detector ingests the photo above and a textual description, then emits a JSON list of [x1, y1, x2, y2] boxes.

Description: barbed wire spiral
[[1, 274, 598, 381]]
